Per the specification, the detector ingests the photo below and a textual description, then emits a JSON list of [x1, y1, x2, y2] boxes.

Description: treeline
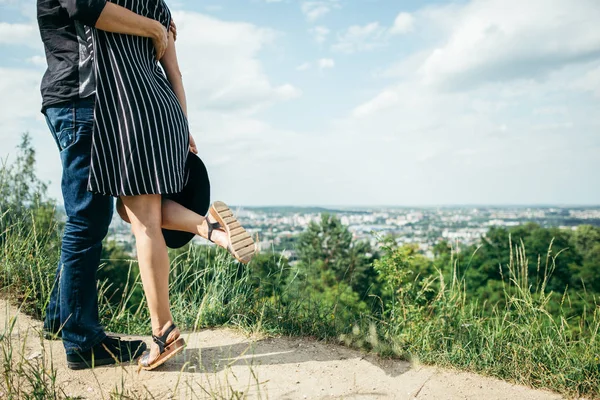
[[3, 134, 600, 326], [444, 223, 600, 317], [98, 204, 600, 330], [3, 134, 600, 397]]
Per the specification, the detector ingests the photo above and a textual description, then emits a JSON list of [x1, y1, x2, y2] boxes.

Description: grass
[[0, 303, 67, 399], [375, 239, 600, 395], [1, 210, 600, 398]]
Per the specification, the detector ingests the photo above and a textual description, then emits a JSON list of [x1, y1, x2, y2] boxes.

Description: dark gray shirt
[[37, 0, 107, 110]]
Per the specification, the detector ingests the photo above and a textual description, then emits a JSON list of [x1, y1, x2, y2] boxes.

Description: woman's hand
[[151, 21, 168, 60], [189, 134, 198, 154]]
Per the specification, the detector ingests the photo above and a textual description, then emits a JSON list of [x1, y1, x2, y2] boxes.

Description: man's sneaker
[[66, 336, 147, 370]]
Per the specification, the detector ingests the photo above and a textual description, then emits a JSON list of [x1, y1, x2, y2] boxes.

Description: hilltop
[[1, 299, 564, 399]]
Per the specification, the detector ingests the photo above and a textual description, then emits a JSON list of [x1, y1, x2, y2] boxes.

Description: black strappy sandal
[[206, 218, 222, 243], [206, 202, 255, 264], [138, 324, 185, 371]]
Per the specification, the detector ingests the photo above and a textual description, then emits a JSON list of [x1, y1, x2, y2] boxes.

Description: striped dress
[[88, 0, 189, 197]]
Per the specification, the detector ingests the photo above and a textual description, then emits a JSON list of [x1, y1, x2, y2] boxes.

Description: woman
[[89, 0, 255, 370]]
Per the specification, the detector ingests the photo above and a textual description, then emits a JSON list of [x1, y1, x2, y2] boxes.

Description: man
[[37, 0, 174, 370]]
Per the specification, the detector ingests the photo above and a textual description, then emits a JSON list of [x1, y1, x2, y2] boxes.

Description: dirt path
[[0, 300, 564, 399]]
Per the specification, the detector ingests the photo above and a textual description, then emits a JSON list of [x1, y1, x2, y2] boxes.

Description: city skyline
[[105, 204, 600, 260], [1, 0, 599, 206]]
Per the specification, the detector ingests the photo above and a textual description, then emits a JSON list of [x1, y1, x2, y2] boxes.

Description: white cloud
[[318, 58, 335, 69], [301, 1, 338, 22], [172, 11, 301, 114], [27, 55, 46, 67], [352, 89, 397, 118], [332, 22, 387, 54], [330, 12, 413, 54], [340, 73, 599, 203], [0, 11, 304, 203], [0, 22, 39, 47], [3, 0, 600, 205], [0, 68, 42, 122], [296, 59, 334, 72], [390, 12, 414, 35], [0, 67, 59, 198], [419, 0, 600, 90], [296, 62, 311, 71], [573, 64, 600, 98], [339, 0, 600, 204], [274, 83, 303, 99], [204, 5, 223, 12], [309, 25, 330, 43]]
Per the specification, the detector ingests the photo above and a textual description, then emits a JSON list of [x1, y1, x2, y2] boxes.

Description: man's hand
[[151, 21, 168, 60], [169, 19, 177, 41], [189, 134, 198, 154]]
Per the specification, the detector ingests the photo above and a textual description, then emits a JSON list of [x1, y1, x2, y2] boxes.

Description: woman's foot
[[138, 322, 185, 371], [203, 215, 229, 248], [147, 322, 179, 362], [208, 201, 256, 264]]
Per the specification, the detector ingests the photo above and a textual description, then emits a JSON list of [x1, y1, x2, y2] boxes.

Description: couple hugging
[[38, 0, 255, 371]]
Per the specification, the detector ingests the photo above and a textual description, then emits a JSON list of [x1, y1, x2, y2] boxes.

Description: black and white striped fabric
[[88, 0, 189, 197]]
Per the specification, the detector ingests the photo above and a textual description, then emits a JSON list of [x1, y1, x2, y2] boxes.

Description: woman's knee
[[132, 217, 161, 235], [120, 195, 163, 237]]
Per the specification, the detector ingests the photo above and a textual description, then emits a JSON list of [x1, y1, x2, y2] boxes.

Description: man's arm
[[58, 0, 168, 59], [96, 3, 167, 58]]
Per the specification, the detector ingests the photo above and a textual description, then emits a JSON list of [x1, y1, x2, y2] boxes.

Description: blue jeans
[[43, 97, 114, 355]]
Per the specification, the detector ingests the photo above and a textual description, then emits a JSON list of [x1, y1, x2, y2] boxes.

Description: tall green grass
[[0, 211, 60, 320], [1, 209, 600, 398], [367, 238, 600, 396]]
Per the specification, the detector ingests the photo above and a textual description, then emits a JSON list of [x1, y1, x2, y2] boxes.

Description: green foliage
[[434, 223, 600, 318], [283, 214, 377, 329], [569, 225, 600, 292], [246, 251, 290, 298], [295, 214, 378, 293], [0, 134, 61, 318], [374, 241, 438, 326], [371, 238, 600, 396]]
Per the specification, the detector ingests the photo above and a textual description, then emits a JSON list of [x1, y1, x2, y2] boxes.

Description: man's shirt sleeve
[[58, 0, 107, 27]]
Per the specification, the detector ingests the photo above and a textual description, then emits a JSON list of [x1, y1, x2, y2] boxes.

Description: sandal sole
[[139, 337, 186, 371], [209, 201, 255, 264]]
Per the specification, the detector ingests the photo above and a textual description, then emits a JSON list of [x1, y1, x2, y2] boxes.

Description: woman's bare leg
[[117, 198, 229, 248], [120, 194, 180, 361]]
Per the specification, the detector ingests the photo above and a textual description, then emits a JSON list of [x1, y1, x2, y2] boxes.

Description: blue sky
[[0, 0, 599, 206]]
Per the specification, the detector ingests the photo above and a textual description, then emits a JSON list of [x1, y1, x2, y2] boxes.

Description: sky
[[0, 0, 599, 206]]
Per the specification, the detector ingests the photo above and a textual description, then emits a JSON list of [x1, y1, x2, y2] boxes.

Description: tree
[[295, 214, 376, 296], [457, 223, 590, 309], [0, 133, 59, 247], [284, 214, 378, 324], [247, 251, 290, 298], [0, 134, 61, 318], [569, 225, 600, 292]]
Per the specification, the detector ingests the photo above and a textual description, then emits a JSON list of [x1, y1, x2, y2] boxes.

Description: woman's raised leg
[[117, 198, 229, 248]]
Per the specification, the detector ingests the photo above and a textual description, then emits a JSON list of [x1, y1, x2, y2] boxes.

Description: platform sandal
[[138, 324, 185, 371], [207, 201, 256, 264]]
